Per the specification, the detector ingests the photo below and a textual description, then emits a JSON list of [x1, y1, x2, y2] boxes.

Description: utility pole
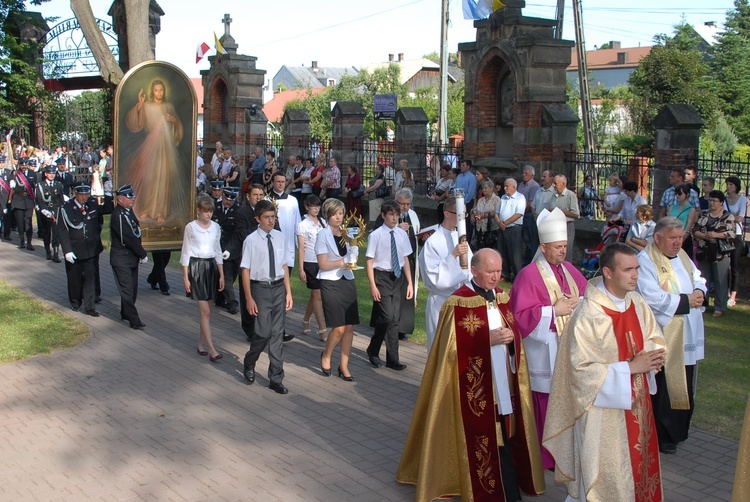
[[554, 0, 565, 39], [437, 0, 449, 145], [572, 0, 596, 156]]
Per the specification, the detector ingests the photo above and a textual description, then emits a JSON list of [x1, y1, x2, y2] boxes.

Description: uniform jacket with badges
[[110, 205, 148, 267], [11, 169, 37, 210], [56, 197, 103, 259], [214, 202, 244, 260], [36, 179, 66, 216], [0, 169, 11, 208]]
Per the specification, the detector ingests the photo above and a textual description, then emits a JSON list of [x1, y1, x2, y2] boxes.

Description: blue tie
[[390, 230, 401, 278]]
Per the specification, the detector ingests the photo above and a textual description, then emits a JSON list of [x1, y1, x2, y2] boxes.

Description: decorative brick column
[[652, 104, 703, 207], [394, 107, 429, 194], [459, 0, 576, 177], [281, 109, 311, 160], [331, 102, 364, 166], [200, 19, 266, 168]]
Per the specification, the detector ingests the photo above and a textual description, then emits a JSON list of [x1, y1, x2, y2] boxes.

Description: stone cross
[[222, 14, 232, 37]]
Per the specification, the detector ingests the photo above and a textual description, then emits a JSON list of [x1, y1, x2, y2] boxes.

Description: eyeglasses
[[709, 199, 722, 203]]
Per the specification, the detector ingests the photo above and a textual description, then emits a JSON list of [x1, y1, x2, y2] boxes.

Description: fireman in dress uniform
[[110, 184, 149, 330], [36, 164, 66, 262], [56, 185, 102, 316], [11, 157, 37, 250]]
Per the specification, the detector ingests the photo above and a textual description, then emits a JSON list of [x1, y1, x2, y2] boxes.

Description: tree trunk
[[125, 0, 154, 66], [70, 0, 124, 85]]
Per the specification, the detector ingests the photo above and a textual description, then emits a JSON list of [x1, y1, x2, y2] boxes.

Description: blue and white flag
[[463, 0, 506, 20]]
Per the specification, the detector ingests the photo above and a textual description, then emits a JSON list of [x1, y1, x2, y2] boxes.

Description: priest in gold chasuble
[[544, 243, 666, 502], [397, 249, 544, 502]]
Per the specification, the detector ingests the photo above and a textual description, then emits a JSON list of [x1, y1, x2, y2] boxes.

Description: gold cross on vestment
[[459, 310, 485, 337]]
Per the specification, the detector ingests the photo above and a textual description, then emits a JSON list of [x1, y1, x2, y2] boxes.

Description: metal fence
[[563, 149, 653, 220], [691, 152, 750, 193], [235, 135, 461, 197]]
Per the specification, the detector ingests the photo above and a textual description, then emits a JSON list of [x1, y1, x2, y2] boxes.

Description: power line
[[255, 0, 428, 48]]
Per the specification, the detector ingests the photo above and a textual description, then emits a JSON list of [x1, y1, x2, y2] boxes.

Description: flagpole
[[438, 0, 449, 145]]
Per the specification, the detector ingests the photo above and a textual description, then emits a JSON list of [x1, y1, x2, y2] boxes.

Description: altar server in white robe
[[418, 196, 472, 352], [268, 171, 302, 270]]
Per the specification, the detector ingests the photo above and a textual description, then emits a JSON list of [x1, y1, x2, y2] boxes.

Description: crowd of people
[[2, 132, 746, 500]]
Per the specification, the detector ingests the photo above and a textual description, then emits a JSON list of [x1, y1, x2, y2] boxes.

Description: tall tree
[[627, 22, 719, 135], [712, 0, 750, 144], [70, 0, 154, 85], [0, 0, 55, 136]]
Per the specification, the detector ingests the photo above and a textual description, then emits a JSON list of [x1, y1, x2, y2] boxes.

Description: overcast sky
[[32, 0, 733, 85]]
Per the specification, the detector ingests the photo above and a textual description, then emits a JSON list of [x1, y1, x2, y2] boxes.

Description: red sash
[[602, 303, 663, 502], [0, 176, 10, 194], [16, 170, 35, 204], [454, 300, 505, 501]]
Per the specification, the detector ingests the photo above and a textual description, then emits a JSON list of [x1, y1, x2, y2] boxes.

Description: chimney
[[311, 60, 318, 71], [609, 41, 621, 49], [398, 53, 404, 62], [617, 52, 627, 64], [388, 54, 394, 62]]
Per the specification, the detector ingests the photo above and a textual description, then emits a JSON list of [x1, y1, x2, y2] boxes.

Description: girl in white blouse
[[316, 198, 359, 381], [180, 196, 225, 362], [296, 195, 328, 341]]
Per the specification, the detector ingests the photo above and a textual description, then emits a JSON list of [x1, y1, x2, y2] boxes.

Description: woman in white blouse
[[316, 198, 359, 382], [296, 194, 328, 341], [180, 196, 225, 362]]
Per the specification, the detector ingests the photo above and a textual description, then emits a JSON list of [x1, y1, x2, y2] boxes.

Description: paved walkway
[[0, 240, 739, 501]]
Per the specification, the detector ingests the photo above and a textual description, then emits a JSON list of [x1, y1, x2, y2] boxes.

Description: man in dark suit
[[36, 164, 66, 262], [56, 185, 102, 316], [55, 158, 75, 197], [11, 158, 37, 250], [215, 187, 241, 314], [0, 155, 12, 241], [236, 184, 264, 340], [110, 184, 148, 330]]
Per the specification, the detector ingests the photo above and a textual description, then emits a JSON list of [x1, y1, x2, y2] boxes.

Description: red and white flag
[[196, 42, 210, 63]]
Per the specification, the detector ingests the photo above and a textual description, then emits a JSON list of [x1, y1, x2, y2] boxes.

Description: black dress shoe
[[18, 242, 25, 249], [243, 367, 255, 385], [86, 310, 100, 317], [227, 305, 239, 314], [368, 354, 383, 368], [282, 333, 295, 342], [94, 296, 102, 304], [46, 251, 52, 260], [70, 303, 80, 311], [2, 236, 11, 242], [148, 280, 158, 290], [269, 382, 289, 394], [659, 443, 677, 454], [52, 254, 61, 263], [386, 361, 407, 371], [26, 244, 35, 251], [398, 333, 408, 341], [161, 290, 171, 296], [130, 322, 146, 330]]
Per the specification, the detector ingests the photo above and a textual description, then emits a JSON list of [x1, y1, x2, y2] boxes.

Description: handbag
[[351, 185, 365, 198], [374, 183, 391, 199], [717, 237, 735, 255]]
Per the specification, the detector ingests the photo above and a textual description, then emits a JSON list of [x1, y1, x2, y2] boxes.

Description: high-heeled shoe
[[318, 328, 328, 342], [338, 366, 354, 382], [302, 320, 311, 335], [320, 351, 331, 377]]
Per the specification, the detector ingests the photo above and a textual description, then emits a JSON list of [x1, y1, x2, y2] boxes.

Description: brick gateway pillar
[[459, 0, 577, 177]]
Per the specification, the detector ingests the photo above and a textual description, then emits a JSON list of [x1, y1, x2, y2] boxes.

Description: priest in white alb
[[268, 171, 302, 271], [509, 208, 588, 469], [636, 216, 706, 455], [417, 196, 472, 352], [544, 242, 666, 502]]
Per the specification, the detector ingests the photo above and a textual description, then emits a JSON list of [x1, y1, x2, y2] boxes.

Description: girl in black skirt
[[180, 195, 225, 362], [316, 198, 360, 381]]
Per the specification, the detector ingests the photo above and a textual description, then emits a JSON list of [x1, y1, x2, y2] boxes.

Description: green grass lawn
[[692, 302, 750, 439], [0, 279, 89, 364]]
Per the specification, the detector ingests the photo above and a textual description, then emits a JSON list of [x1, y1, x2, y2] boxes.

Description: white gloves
[[222, 250, 230, 260], [41, 209, 52, 218], [139, 256, 149, 264], [63, 195, 69, 202], [9, 180, 16, 189], [65, 252, 76, 263], [2, 208, 6, 214]]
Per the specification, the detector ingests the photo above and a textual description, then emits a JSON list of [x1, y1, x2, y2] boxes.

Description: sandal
[[302, 320, 311, 335], [728, 298, 736, 307], [318, 328, 328, 342]]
